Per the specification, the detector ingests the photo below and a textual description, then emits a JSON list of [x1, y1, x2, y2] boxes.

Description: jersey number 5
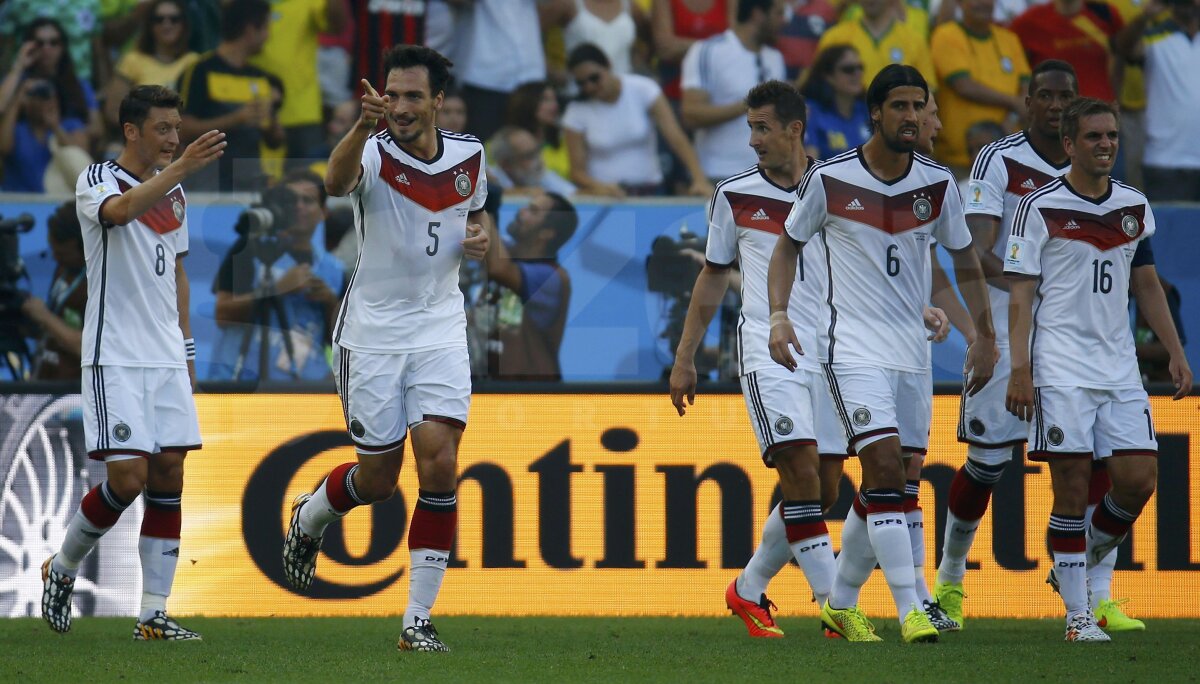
[[426, 221, 440, 256]]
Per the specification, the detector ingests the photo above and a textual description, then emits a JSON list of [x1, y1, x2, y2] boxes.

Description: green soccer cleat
[[901, 605, 940, 644], [820, 602, 882, 642], [934, 581, 965, 629], [1095, 599, 1145, 632]]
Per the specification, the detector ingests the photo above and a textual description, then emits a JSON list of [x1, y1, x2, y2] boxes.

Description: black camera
[[0, 213, 36, 314], [646, 227, 705, 296], [233, 184, 298, 266]]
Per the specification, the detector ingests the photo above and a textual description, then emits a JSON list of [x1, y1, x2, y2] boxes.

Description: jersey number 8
[[155, 244, 167, 276]]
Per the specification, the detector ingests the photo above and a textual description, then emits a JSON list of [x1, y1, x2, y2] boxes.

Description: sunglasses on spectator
[[154, 14, 183, 25], [34, 38, 62, 47], [837, 64, 865, 75], [577, 73, 603, 87]]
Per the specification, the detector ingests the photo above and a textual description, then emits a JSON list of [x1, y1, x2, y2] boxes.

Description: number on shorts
[[426, 221, 440, 256], [155, 243, 166, 276]]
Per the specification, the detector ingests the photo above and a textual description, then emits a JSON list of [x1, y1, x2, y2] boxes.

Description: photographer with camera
[[1, 78, 91, 193], [19, 202, 87, 380], [209, 169, 344, 382]]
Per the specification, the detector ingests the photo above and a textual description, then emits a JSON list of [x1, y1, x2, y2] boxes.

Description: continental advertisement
[[2, 393, 1198, 619]]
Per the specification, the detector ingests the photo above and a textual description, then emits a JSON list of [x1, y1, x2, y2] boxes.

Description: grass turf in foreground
[[1, 617, 1196, 683]]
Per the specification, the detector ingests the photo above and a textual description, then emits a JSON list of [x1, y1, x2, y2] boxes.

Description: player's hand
[[238, 99, 270, 127], [462, 223, 489, 260], [923, 306, 950, 342], [768, 317, 804, 372], [687, 178, 715, 198], [963, 335, 997, 396], [669, 359, 698, 416], [359, 79, 386, 130], [176, 129, 226, 173], [275, 264, 312, 294], [305, 276, 336, 305], [1169, 354, 1193, 400], [1005, 364, 1034, 421]]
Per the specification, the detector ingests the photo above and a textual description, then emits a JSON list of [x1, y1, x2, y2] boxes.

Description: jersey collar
[[1060, 175, 1113, 205], [856, 145, 914, 186]]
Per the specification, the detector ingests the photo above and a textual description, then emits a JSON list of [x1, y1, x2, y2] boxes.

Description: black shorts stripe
[[821, 363, 854, 439], [91, 227, 109, 363], [957, 371, 969, 441], [746, 372, 773, 448], [332, 197, 366, 344], [821, 230, 838, 362], [338, 348, 351, 430]]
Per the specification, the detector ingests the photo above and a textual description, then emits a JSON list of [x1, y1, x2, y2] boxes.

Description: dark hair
[[1028, 59, 1078, 96], [21, 18, 89, 121], [282, 168, 327, 208], [119, 85, 183, 129], [381, 45, 455, 98], [1061, 97, 1119, 141], [746, 80, 807, 128], [506, 81, 561, 147], [799, 44, 859, 110], [137, 0, 191, 60], [544, 193, 579, 254], [737, 0, 774, 23], [220, 0, 271, 42], [866, 64, 927, 119], [567, 43, 611, 71], [47, 201, 82, 248]]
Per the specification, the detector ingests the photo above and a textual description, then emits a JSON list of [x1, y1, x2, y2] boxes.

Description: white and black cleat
[[924, 600, 961, 632], [1065, 612, 1111, 642], [282, 493, 322, 592], [133, 611, 202, 641], [41, 555, 75, 634], [398, 618, 450, 653]]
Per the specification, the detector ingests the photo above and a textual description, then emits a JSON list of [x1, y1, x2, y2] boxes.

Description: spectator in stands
[[0, 2, 103, 83], [317, 0, 353, 109], [20, 201, 86, 381], [0, 79, 91, 193], [799, 44, 871, 160], [842, 0, 932, 41], [931, 0, 1030, 171], [102, 0, 199, 130], [439, 90, 469, 133], [251, 0, 347, 166], [562, 43, 712, 196], [545, 0, 651, 76], [101, 0, 222, 55], [506, 81, 571, 184], [817, 0, 937, 87], [1010, 0, 1123, 101], [777, 0, 839, 79], [651, 0, 732, 103], [454, 0, 547, 142], [681, 0, 787, 182], [209, 170, 344, 382], [481, 191, 579, 381], [0, 18, 104, 155], [1117, 0, 1200, 201], [349, 0, 428, 92], [178, 0, 284, 192], [489, 126, 577, 196], [1134, 273, 1187, 382]]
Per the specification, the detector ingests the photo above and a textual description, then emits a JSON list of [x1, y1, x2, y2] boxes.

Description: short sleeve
[[1141, 200, 1156, 240], [1131, 236, 1154, 267], [766, 49, 786, 81], [560, 102, 585, 134], [704, 191, 738, 267], [932, 182, 973, 251], [931, 25, 971, 83], [470, 146, 489, 212], [1003, 194, 1047, 276], [115, 51, 140, 82], [965, 146, 1007, 217], [175, 205, 190, 256], [353, 138, 382, 196], [632, 75, 663, 109], [75, 164, 122, 228], [784, 168, 827, 244], [680, 41, 703, 91], [913, 43, 938, 93]]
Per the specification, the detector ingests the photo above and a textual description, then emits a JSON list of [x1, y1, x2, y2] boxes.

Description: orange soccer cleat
[[725, 579, 785, 638]]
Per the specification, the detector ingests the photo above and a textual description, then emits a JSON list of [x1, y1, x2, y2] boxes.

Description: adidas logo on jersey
[[751, 208, 769, 221], [1064, 219, 1081, 230], [395, 173, 411, 186], [1020, 178, 1037, 190], [845, 198, 865, 211]]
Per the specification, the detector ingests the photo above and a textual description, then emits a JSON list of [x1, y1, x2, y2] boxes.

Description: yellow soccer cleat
[[934, 581, 965, 629], [901, 605, 940, 644], [1095, 599, 1145, 632], [820, 601, 882, 642]]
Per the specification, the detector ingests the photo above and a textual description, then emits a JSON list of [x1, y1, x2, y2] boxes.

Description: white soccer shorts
[[1028, 385, 1157, 461], [821, 363, 932, 455], [334, 344, 471, 455], [82, 365, 201, 461], [958, 348, 1028, 451], [739, 366, 847, 465]]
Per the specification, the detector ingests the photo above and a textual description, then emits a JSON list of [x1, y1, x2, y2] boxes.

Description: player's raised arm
[[101, 129, 226, 227], [325, 79, 386, 197]]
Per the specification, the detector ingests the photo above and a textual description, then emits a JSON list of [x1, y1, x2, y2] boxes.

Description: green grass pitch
[[2, 617, 1197, 682]]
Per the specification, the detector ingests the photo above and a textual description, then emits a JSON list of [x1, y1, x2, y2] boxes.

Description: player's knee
[[1113, 468, 1157, 508], [820, 479, 840, 513], [108, 469, 148, 502], [355, 474, 399, 503], [148, 460, 185, 490]]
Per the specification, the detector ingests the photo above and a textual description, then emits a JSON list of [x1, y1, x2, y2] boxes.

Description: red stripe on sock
[[324, 462, 360, 513], [1050, 533, 1086, 554], [140, 506, 181, 539], [1091, 503, 1132, 538], [948, 467, 993, 521], [903, 497, 920, 513], [408, 507, 457, 551], [1087, 466, 1111, 506], [851, 495, 868, 519], [785, 520, 828, 543], [79, 485, 123, 528], [866, 502, 903, 514]]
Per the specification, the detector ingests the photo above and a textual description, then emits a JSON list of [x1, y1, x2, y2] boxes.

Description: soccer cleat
[[1046, 567, 1060, 593], [725, 579, 784, 638], [41, 555, 75, 634], [282, 493, 322, 592], [923, 600, 960, 632], [133, 611, 202, 641], [933, 581, 965, 629], [1065, 612, 1111, 642], [902, 605, 940, 643], [1095, 599, 1145, 632], [820, 602, 882, 642], [398, 618, 450, 652]]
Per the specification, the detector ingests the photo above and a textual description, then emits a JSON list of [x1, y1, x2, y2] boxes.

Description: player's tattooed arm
[[325, 79, 386, 197], [766, 235, 805, 372], [1131, 265, 1194, 400], [1005, 276, 1037, 420], [670, 261, 732, 416]]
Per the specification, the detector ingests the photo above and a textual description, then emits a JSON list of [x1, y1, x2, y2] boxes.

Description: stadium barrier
[[3, 390, 1198, 619]]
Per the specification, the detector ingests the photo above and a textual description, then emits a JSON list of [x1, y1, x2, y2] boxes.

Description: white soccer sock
[[404, 548, 449, 625], [866, 509, 920, 621], [790, 533, 835, 607], [55, 508, 109, 576], [298, 477, 349, 538], [937, 510, 979, 585], [738, 503, 791, 600], [1084, 503, 1116, 606], [830, 504, 875, 609], [138, 536, 179, 622], [1054, 550, 1089, 619], [906, 506, 933, 604]]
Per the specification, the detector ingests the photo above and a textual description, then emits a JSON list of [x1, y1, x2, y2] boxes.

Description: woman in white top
[[545, 0, 651, 75], [562, 43, 711, 197]]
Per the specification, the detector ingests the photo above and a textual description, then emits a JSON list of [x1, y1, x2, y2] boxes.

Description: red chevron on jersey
[[1003, 157, 1056, 196], [823, 175, 948, 234], [378, 143, 482, 213], [726, 191, 792, 234], [116, 179, 185, 235], [1040, 204, 1145, 251]]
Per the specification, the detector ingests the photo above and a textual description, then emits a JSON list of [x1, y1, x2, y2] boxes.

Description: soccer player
[[282, 45, 489, 654], [670, 80, 840, 639], [933, 60, 1081, 628], [1004, 97, 1192, 642], [40, 85, 226, 639], [768, 64, 998, 643]]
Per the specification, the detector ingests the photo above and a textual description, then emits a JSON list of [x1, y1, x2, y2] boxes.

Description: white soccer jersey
[[705, 164, 820, 375], [335, 129, 488, 354], [1004, 178, 1154, 390], [785, 149, 973, 371], [965, 131, 1070, 348], [76, 161, 188, 368]]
